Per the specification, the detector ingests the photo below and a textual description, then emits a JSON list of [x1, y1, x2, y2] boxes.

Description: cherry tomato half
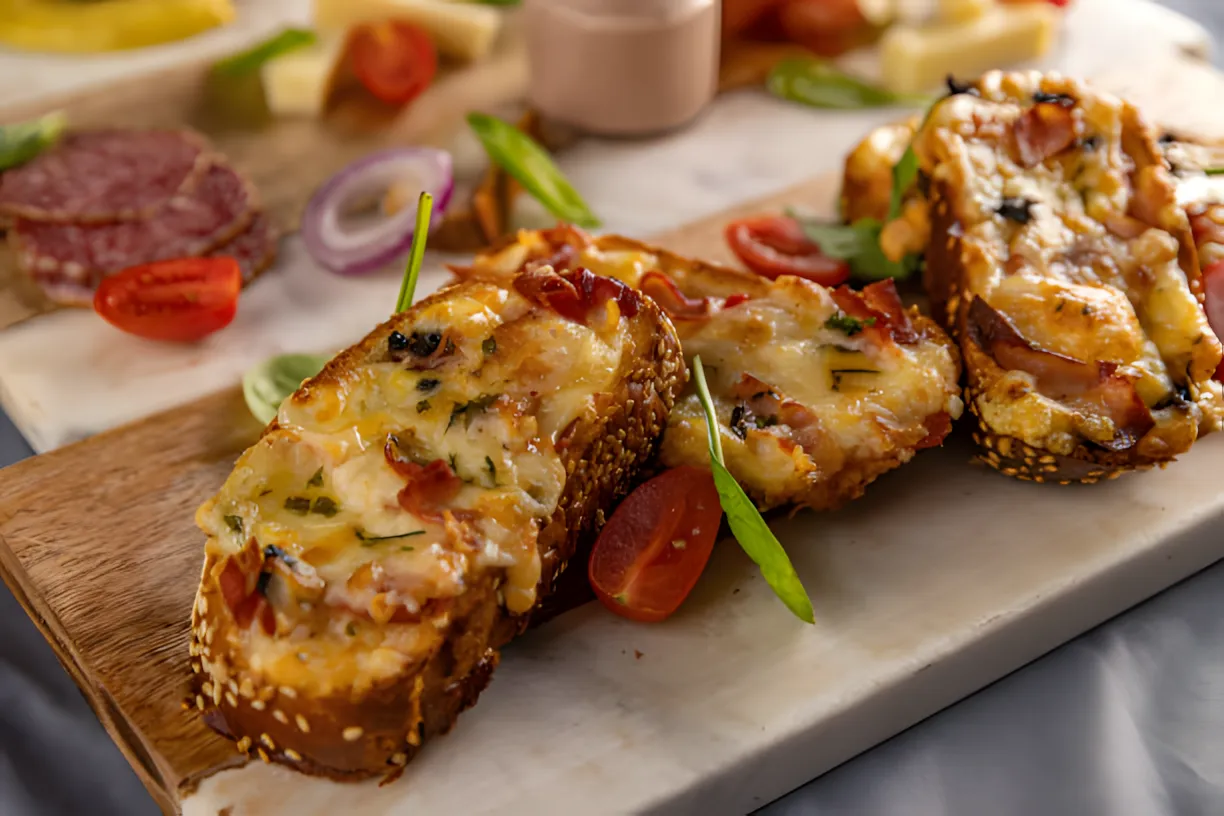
[[588, 466, 723, 623], [350, 21, 438, 106], [1203, 260, 1224, 382], [93, 257, 242, 343], [725, 215, 851, 286]]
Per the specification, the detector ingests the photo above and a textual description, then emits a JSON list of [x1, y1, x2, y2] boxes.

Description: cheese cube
[[261, 34, 349, 118], [880, 5, 1058, 96], [858, 0, 991, 26], [313, 0, 502, 62]]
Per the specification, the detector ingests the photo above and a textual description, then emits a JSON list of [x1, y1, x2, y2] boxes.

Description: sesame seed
[[189, 642, 199, 658], [1038, 455, 1056, 464], [225, 692, 238, 708], [261, 733, 276, 750], [258, 748, 270, 764], [236, 736, 252, 753], [285, 749, 302, 762], [227, 680, 239, 696], [202, 681, 213, 696], [239, 678, 255, 699], [195, 695, 205, 711], [343, 727, 364, 742], [296, 714, 311, 733], [251, 699, 266, 711], [191, 662, 201, 674], [407, 728, 421, 747], [279, 686, 297, 699], [198, 596, 208, 615], [272, 710, 288, 724], [390, 753, 408, 766]]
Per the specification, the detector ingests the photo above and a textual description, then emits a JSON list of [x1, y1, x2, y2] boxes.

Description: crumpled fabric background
[[2, 2, 1223, 814]]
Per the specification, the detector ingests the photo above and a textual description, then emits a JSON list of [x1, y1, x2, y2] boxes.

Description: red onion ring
[[302, 147, 454, 276]]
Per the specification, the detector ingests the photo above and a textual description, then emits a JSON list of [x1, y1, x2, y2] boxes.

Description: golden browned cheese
[[468, 229, 964, 512], [190, 271, 684, 779], [913, 70, 1223, 481]]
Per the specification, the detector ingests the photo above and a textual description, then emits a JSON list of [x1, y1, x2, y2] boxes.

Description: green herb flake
[[889, 146, 919, 221], [212, 28, 317, 77], [692, 356, 814, 624], [357, 529, 426, 546], [400, 545, 415, 552], [306, 467, 324, 489], [824, 312, 876, 336], [284, 496, 312, 515], [345, 622, 357, 637], [467, 113, 600, 229], [223, 515, 244, 535], [310, 496, 339, 517], [485, 455, 497, 485], [0, 111, 66, 172], [830, 368, 882, 392], [416, 399, 431, 414], [447, 394, 501, 430], [767, 57, 930, 111], [482, 336, 497, 356]]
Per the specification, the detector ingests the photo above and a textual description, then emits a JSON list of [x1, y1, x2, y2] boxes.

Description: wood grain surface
[[0, 173, 839, 815], [0, 26, 529, 330]]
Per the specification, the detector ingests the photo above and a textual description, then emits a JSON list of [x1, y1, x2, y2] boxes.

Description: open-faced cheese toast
[[842, 71, 1224, 482], [190, 267, 685, 779], [461, 227, 963, 512]]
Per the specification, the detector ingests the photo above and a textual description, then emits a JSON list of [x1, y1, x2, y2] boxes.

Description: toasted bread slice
[[913, 71, 1224, 481], [190, 268, 685, 780], [462, 227, 963, 512]]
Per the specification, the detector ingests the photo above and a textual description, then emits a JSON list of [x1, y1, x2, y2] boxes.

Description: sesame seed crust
[[190, 268, 686, 781]]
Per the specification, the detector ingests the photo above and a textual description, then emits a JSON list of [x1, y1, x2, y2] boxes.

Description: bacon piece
[[830, 279, 919, 344], [385, 446, 463, 523], [966, 297, 1154, 450], [1013, 102, 1077, 168], [217, 539, 278, 635], [915, 411, 953, 450], [514, 266, 641, 324], [1189, 207, 1224, 250]]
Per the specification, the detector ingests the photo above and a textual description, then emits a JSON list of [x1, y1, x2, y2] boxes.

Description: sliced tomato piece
[[725, 215, 851, 287], [1203, 260, 1224, 382], [589, 466, 723, 623], [93, 257, 241, 343], [350, 21, 438, 106]]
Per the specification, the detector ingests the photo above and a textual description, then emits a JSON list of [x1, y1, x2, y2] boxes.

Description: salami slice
[[0, 129, 212, 224], [12, 162, 256, 306], [209, 212, 279, 284]]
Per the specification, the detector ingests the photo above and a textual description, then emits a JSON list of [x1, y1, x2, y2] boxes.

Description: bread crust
[[190, 276, 685, 780]]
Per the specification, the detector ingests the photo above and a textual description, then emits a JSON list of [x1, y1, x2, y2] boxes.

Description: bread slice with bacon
[[190, 266, 685, 780], [912, 70, 1224, 482], [460, 227, 963, 512]]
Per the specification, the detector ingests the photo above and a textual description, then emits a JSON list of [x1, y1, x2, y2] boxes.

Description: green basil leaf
[[395, 191, 433, 314], [212, 28, 317, 77], [0, 112, 66, 172], [789, 212, 916, 282], [692, 356, 815, 624], [243, 352, 331, 425], [889, 145, 918, 220], [467, 112, 600, 229], [767, 57, 930, 110]]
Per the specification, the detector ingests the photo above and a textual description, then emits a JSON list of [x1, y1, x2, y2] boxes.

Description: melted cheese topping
[[197, 281, 622, 694], [913, 70, 1224, 452]]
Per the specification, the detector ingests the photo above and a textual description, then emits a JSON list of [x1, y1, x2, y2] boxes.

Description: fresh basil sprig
[[242, 194, 435, 424], [0, 112, 66, 172], [767, 57, 930, 110], [467, 112, 600, 229], [212, 28, 317, 77], [787, 210, 917, 282], [692, 356, 814, 624]]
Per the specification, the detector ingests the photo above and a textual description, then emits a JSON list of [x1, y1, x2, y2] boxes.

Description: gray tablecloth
[[3, 2, 1224, 813]]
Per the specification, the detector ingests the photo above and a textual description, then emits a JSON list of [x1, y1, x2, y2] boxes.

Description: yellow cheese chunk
[[858, 0, 990, 26], [880, 5, 1058, 96], [260, 34, 349, 118], [313, 0, 502, 61]]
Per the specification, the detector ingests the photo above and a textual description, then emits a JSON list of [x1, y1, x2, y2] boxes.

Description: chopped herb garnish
[[830, 368, 881, 392], [482, 336, 497, 356], [825, 312, 875, 336], [416, 399, 431, 414], [259, 488, 274, 497], [729, 404, 749, 440], [755, 415, 779, 429], [447, 394, 501, 430], [256, 571, 272, 597], [449, 453, 458, 473], [997, 198, 1034, 224], [692, 356, 814, 624], [224, 515, 244, 534], [400, 546, 415, 552], [1055, 300, 1065, 312], [789, 212, 918, 282], [346, 622, 357, 637], [485, 456, 498, 484], [357, 529, 426, 546], [417, 378, 440, 392], [310, 496, 339, 517], [306, 467, 324, 488], [767, 56, 931, 109], [284, 496, 311, 515], [1033, 91, 1076, 107]]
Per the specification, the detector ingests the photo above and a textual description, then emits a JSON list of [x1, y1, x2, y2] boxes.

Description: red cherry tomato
[[588, 466, 723, 623], [725, 215, 851, 287], [777, 0, 867, 57], [93, 257, 242, 343], [350, 21, 438, 106], [1203, 260, 1224, 382]]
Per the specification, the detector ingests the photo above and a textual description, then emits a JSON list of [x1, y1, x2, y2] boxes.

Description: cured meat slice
[[209, 212, 279, 284], [12, 162, 256, 306], [0, 129, 211, 223]]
